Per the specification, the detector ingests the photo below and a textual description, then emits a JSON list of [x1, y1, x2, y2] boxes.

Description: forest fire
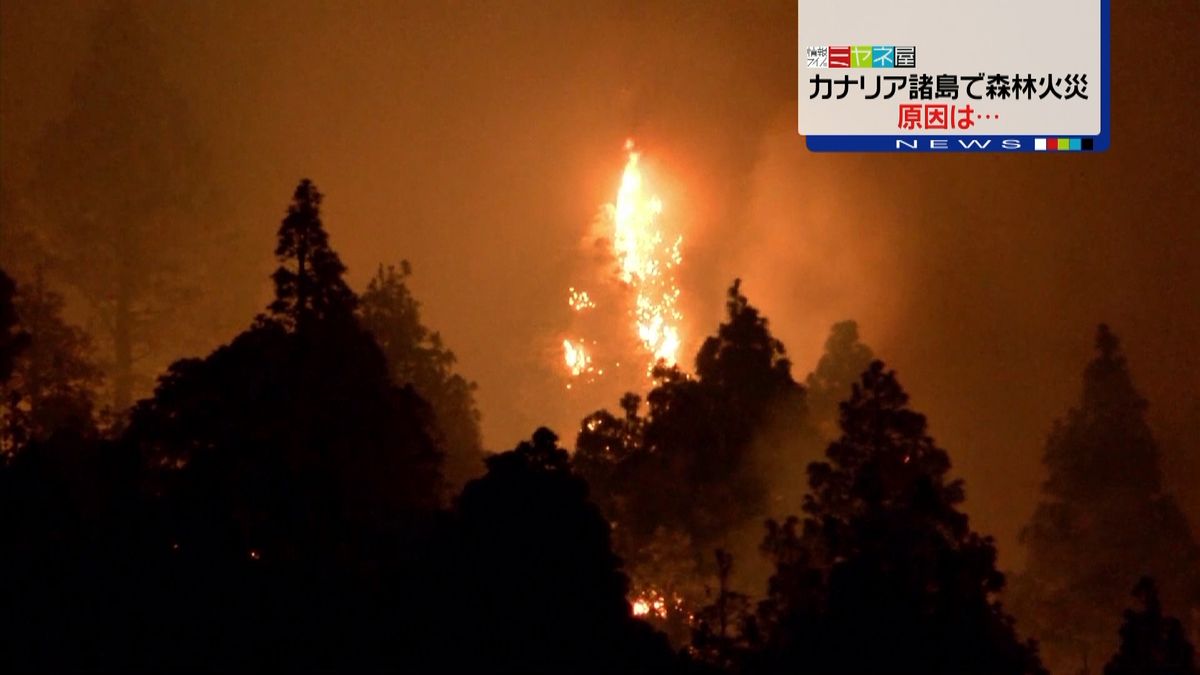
[[630, 588, 691, 623], [631, 594, 665, 619], [612, 140, 684, 367], [562, 140, 684, 382], [5, 3, 1197, 674], [562, 338, 594, 378]]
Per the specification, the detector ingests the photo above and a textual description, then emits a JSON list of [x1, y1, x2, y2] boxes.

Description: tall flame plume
[[612, 141, 683, 366], [562, 140, 684, 383]]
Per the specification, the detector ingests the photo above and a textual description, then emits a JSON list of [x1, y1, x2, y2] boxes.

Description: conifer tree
[[128, 180, 442, 574], [1104, 578, 1197, 675], [1014, 326, 1200, 674], [268, 179, 357, 330], [752, 361, 1045, 675], [805, 320, 874, 440], [29, 2, 249, 409], [359, 262, 484, 494]]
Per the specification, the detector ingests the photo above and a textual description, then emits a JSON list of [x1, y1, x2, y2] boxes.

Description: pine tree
[[1104, 577, 1197, 675], [359, 262, 484, 495], [128, 179, 442, 571], [1014, 326, 1200, 675], [267, 179, 357, 330], [805, 320, 874, 441], [752, 361, 1045, 675], [693, 280, 796, 405], [28, 2, 249, 409]]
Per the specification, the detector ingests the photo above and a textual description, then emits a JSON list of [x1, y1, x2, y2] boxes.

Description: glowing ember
[[563, 339, 593, 377], [629, 588, 687, 621], [632, 597, 654, 617], [561, 140, 685, 381], [568, 287, 595, 312]]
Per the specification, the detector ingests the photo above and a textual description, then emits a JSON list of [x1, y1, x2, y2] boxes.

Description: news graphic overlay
[[798, 0, 1109, 152]]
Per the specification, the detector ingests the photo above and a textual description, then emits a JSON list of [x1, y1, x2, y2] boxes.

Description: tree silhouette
[[574, 281, 814, 651], [576, 279, 811, 648], [574, 391, 645, 507], [581, 279, 806, 543], [692, 548, 759, 672], [751, 361, 1045, 675], [447, 427, 677, 674], [576, 281, 810, 609], [25, 2, 252, 410], [693, 280, 795, 403], [805, 320, 874, 441], [1104, 577, 1197, 675], [359, 262, 485, 495], [113, 182, 442, 670], [1, 272, 102, 452], [268, 179, 357, 330], [0, 267, 30, 455], [3, 182, 730, 674], [0, 268, 27, 386], [1013, 325, 1200, 674], [133, 177, 440, 530]]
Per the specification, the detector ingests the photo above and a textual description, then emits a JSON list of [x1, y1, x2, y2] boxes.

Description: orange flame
[[563, 339, 593, 377], [611, 142, 683, 367], [562, 140, 685, 381], [630, 588, 689, 621]]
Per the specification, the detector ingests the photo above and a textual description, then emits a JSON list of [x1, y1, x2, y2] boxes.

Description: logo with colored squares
[[1036, 138, 1094, 152], [806, 46, 916, 69]]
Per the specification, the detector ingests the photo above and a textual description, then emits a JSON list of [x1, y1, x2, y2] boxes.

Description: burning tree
[[574, 280, 810, 641], [561, 141, 684, 390]]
